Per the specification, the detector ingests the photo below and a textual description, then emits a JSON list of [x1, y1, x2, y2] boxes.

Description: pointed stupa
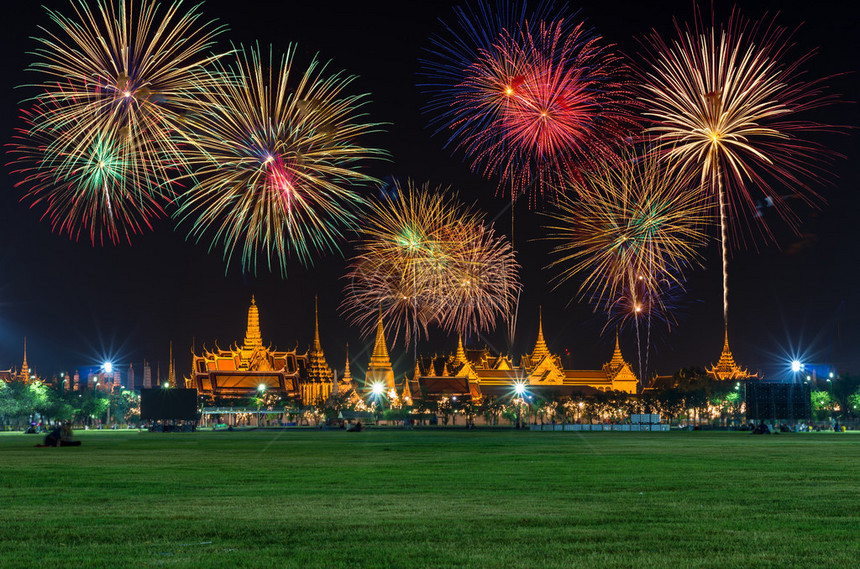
[[307, 296, 333, 383], [607, 333, 625, 370], [342, 343, 353, 383], [413, 358, 422, 380], [20, 337, 29, 382], [531, 307, 550, 360], [168, 341, 176, 384], [366, 312, 395, 389], [369, 312, 391, 369], [242, 295, 263, 350], [454, 334, 467, 365]]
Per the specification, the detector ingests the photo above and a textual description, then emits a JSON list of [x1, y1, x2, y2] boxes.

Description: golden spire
[[707, 324, 752, 380], [243, 295, 263, 350], [307, 296, 333, 383], [413, 358, 421, 380], [342, 343, 352, 382], [369, 312, 391, 369], [532, 306, 549, 360], [168, 341, 176, 384], [312, 295, 322, 352], [603, 332, 631, 380], [455, 334, 468, 365], [21, 337, 29, 381]]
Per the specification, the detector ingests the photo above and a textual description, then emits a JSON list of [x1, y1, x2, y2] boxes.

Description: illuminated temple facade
[[706, 327, 756, 381], [1, 338, 38, 385], [407, 311, 639, 403], [188, 297, 346, 405]]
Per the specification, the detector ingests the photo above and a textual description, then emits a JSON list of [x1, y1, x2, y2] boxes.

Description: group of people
[[39, 423, 81, 447]]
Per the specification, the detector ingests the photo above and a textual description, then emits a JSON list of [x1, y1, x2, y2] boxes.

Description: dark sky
[[1, 0, 857, 384]]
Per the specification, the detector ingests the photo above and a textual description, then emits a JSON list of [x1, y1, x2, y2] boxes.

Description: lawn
[[1, 429, 858, 568]]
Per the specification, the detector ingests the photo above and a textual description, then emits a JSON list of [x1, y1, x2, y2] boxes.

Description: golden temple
[[706, 326, 756, 381], [188, 296, 342, 405], [407, 309, 639, 403]]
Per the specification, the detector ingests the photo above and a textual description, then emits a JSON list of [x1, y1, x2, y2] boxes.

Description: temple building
[[408, 311, 639, 403], [1, 338, 39, 385], [188, 296, 336, 405], [365, 314, 395, 392], [706, 327, 757, 381]]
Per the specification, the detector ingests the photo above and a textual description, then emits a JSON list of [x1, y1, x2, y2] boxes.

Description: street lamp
[[257, 384, 266, 427], [514, 382, 526, 429]]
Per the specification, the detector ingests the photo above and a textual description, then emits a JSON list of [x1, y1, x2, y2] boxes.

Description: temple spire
[[306, 295, 333, 384], [312, 295, 322, 352], [21, 337, 29, 380], [243, 295, 263, 350], [168, 341, 176, 384], [532, 306, 549, 360], [455, 334, 467, 365], [342, 343, 352, 382], [369, 312, 391, 368]]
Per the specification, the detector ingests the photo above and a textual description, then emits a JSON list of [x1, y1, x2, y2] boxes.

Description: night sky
[[0, 0, 857, 384]]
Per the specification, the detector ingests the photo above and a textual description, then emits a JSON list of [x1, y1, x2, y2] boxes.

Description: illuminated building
[[706, 327, 757, 381], [409, 311, 639, 403], [2, 338, 39, 385], [127, 364, 135, 390], [364, 314, 395, 392], [189, 296, 336, 405]]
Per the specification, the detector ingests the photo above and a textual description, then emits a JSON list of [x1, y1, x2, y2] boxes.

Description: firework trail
[[638, 8, 840, 324], [175, 43, 387, 275], [9, 0, 226, 244], [543, 147, 711, 378]]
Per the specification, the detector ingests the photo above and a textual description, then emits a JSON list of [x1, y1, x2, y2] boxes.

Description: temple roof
[[707, 327, 754, 380], [531, 307, 550, 360]]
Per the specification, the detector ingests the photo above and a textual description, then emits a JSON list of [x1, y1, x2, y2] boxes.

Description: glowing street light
[[371, 382, 385, 396], [514, 382, 526, 396], [104, 361, 113, 374], [258, 384, 267, 392], [791, 360, 802, 373]]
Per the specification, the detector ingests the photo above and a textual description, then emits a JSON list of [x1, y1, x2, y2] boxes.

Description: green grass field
[[1, 429, 858, 568]]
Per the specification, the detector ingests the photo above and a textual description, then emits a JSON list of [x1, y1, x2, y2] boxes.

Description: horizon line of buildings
[[3, 297, 758, 401]]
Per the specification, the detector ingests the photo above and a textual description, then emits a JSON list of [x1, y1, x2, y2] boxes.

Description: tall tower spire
[[532, 307, 549, 360], [455, 334, 467, 365], [366, 312, 395, 389], [20, 337, 29, 382], [243, 295, 263, 350], [168, 341, 176, 385], [369, 312, 391, 368], [306, 295, 333, 386], [342, 343, 353, 383], [313, 295, 322, 351]]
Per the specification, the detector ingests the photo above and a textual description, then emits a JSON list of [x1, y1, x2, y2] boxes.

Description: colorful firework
[[9, 98, 166, 243], [10, 0, 226, 244], [175, 44, 387, 274], [421, 3, 636, 204], [543, 148, 711, 329], [342, 181, 520, 345], [637, 9, 839, 323]]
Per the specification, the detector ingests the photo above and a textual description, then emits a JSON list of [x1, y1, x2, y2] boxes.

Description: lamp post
[[257, 384, 266, 427], [514, 383, 526, 429]]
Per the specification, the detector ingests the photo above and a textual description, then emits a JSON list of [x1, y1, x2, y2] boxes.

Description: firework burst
[[637, 8, 840, 322], [342, 181, 520, 345], [421, 3, 635, 204], [544, 148, 711, 329], [9, 0, 226, 244], [175, 44, 387, 274]]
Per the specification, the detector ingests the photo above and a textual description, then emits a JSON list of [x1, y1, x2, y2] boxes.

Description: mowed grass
[[1, 429, 858, 569]]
